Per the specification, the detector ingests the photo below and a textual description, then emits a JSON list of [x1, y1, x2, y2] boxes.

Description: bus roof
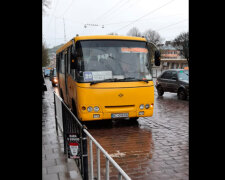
[[56, 35, 147, 54]]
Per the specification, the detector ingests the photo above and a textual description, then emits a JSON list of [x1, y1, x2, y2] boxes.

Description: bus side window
[[61, 53, 65, 74], [71, 45, 76, 80], [56, 54, 60, 73], [67, 47, 71, 75]]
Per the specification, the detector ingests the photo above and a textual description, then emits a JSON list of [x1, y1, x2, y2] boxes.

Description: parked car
[[50, 68, 58, 87], [156, 69, 189, 100], [42, 73, 47, 93], [44, 68, 51, 77], [49, 69, 54, 81]]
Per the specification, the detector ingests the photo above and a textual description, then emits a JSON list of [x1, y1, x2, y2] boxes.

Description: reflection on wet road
[[51, 79, 188, 180], [85, 120, 153, 179]]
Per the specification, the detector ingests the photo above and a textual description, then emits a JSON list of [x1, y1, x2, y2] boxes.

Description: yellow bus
[[56, 35, 160, 121]]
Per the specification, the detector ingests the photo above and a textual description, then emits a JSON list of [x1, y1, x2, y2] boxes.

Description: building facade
[[158, 43, 188, 70]]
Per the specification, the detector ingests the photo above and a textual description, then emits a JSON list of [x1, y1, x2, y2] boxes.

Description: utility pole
[[54, 17, 56, 46], [63, 18, 66, 43]]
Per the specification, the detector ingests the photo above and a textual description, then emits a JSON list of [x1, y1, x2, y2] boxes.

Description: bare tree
[[42, 42, 50, 67], [127, 27, 142, 37], [172, 32, 189, 64], [42, 0, 50, 14], [143, 29, 164, 45]]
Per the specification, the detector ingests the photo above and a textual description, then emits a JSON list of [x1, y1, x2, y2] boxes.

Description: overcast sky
[[42, 0, 188, 48]]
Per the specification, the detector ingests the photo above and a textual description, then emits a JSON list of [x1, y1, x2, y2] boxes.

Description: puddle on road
[[86, 119, 154, 179]]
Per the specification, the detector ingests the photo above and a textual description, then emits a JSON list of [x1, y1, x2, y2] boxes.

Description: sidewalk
[[42, 78, 82, 180]]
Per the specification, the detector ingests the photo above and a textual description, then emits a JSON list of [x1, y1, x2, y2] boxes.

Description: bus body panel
[[67, 75, 77, 108], [73, 82, 154, 121], [59, 73, 68, 104]]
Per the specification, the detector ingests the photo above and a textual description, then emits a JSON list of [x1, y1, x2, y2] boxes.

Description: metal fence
[[53, 92, 131, 180], [54, 92, 88, 179]]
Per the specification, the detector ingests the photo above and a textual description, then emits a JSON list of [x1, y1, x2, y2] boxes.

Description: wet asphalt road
[[47, 78, 188, 180]]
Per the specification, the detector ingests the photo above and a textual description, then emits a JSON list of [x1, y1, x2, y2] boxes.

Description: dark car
[[42, 73, 47, 94], [156, 69, 189, 100], [49, 68, 58, 87]]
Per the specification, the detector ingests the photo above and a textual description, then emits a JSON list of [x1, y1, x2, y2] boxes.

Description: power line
[[91, 0, 127, 23], [48, 0, 60, 27], [49, 14, 84, 24], [97, 0, 131, 23], [104, 13, 184, 26], [156, 19, 188, 31], [113, 0, 176, 32], [59, 0, 76, 17], [103, 0, 142, 24]]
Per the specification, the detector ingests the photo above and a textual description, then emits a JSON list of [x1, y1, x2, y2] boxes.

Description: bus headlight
[[87, 106, 93, 112], [139, 104, 144, 110], [94, 106, 100, 112], [145, 104, 150, 109]]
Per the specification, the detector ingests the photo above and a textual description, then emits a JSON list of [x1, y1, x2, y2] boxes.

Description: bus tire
[[130, 117, 138, 121]]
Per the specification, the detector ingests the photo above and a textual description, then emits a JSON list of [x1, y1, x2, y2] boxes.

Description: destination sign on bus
[[83, 71, 112, 81], [121, 47, 148, 53]]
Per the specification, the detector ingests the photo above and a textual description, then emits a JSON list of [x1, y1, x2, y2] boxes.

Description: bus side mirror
[[154, 50, 161, 66], [71, 52, 77, 69]]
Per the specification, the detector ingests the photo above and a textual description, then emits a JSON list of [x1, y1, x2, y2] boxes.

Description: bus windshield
[[76, 40, 152, 83]]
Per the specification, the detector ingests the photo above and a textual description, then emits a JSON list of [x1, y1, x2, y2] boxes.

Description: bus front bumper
[[79, 109, 153, 121]]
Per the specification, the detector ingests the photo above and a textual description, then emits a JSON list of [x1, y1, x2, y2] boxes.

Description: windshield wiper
[[90, 77, 150, 85], [90, 78, 119, 85], [123, 77, 149, 83]]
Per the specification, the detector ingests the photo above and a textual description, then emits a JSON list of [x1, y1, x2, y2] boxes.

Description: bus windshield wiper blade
[[90, 77, 149, 85], [90, 78, 119, 85], [123, 77, 149, 83]]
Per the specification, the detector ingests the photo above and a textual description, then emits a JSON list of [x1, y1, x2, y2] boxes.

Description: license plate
[[111, 113, 129, 118]]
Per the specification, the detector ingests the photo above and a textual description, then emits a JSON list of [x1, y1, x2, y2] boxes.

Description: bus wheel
[[130, 117, 138, 121]]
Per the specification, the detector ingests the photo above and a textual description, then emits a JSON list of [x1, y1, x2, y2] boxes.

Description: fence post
[[89, 139, 94, 180], [97, 147, 101, 180], [61, 104, 67, 155], [106, 158, 109, 180], [53, 93, 59, 136], [81, 127, 89, 180]]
